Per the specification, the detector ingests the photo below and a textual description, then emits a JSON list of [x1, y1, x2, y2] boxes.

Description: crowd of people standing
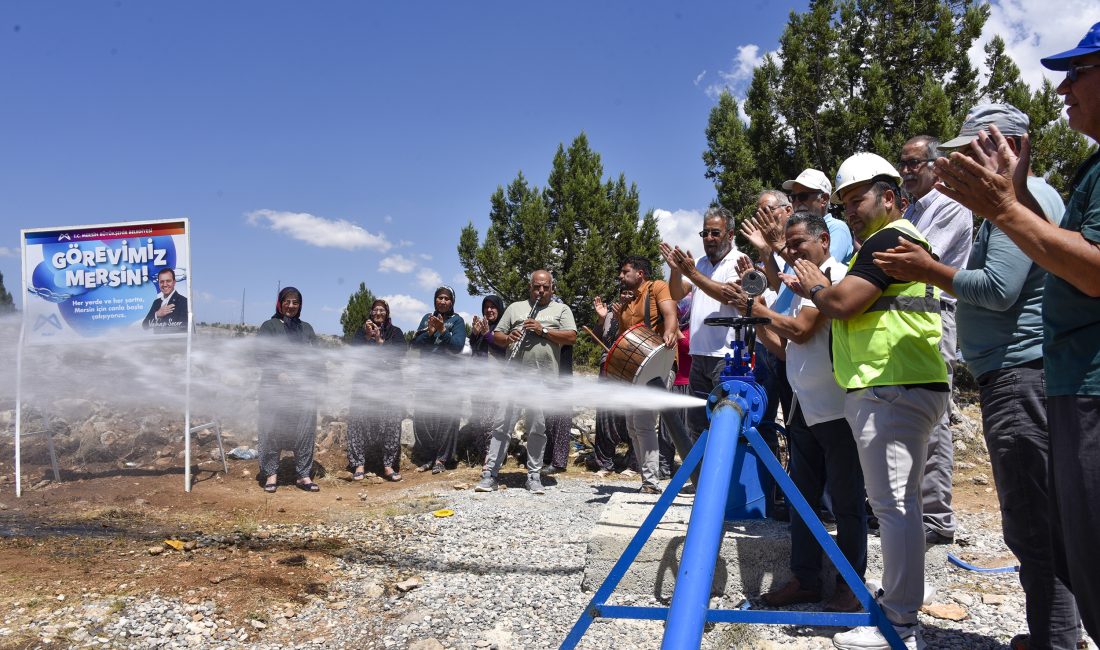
[[248, 22, 1100, 650]]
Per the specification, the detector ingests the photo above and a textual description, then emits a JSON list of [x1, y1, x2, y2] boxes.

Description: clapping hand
[[593, 296, 608, 320], [659, 242, 696, 275], [791, 258, 830, 298], [427, 314, 445, 335]]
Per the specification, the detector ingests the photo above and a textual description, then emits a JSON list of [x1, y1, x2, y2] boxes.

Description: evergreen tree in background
[[339, 282, 376, 342], [459, 132, 663, 366], [704, 0, 1093, 217], [0, 271, 14, 313]]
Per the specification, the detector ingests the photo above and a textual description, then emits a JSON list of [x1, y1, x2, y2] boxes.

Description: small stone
[[972, 474, 990, 485], [395, 577, 423, 592], [453, 483, 469, 490], [183, 541, 198, 551], [56, 594, 65, 601], [335, 496, 343, 501], [148, 546, 165, 556], [922, 603, 968, 621], [358, 493, 369, 501], [369, 476, 384, 485], [982, 593, 1007, 605], [208, 577, 223, 584], [250, 620, 266, 630], [408, 639, 445, 650]]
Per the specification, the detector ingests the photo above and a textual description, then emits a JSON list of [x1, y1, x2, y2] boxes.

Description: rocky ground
[[0, 398, 1092, 649]]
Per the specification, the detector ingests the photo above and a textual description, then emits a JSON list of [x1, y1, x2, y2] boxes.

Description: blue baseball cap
[[1041, 22, 1100, 71]]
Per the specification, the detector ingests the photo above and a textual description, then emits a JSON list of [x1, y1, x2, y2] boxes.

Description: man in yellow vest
[[792, 152, 948, 650]]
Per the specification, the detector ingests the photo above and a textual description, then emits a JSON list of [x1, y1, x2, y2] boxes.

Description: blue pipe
[[661, 398, 745, 650], [947, 553, 1018, 574]]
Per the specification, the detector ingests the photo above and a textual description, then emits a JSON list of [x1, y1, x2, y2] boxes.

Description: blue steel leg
[[661, 400, 744, 650], [559, 427, 710, 650], [740, 424, 906, 650]]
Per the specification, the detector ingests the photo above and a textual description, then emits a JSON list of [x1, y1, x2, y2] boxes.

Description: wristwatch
[[539, 325, 547, 337], [809, 284, 827, 300]]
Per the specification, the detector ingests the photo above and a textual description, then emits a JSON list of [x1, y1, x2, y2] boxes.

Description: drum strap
[[642, 283, 664, 332]]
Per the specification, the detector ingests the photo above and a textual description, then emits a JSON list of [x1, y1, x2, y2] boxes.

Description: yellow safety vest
[[832, 219, 946, 389]]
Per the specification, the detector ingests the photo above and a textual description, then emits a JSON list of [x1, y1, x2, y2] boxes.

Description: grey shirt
[[953, 176, 1065, 379], [495, 299, 577, 374], [906, 187, 974, 306]]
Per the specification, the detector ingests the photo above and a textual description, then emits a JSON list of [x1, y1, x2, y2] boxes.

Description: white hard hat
[[831, 152, 902, 204]]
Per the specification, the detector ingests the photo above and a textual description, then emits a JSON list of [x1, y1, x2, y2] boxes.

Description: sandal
[[295, 481, 321, 492], [352, 470, 365, 481], [416, 463, 432, 473], [387, 472, 403, 482], [263, 483, 277, 494], [431, 462, 445, 475]]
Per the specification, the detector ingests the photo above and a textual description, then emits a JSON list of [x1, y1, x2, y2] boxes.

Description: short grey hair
[[703, 206, 736, 231], [758, 189, 791, 208], [906, 135, 941, 161], [786, 210, 828, 238]]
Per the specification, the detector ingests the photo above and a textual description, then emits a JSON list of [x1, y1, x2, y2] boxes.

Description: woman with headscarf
[[410, 286, 466, 473], [257, 287, 320, 493], [462, 295, 506, 463], [346, 299, 407, 482]]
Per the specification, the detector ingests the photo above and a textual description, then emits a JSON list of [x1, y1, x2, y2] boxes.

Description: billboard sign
[[21, 219, 191, 344]]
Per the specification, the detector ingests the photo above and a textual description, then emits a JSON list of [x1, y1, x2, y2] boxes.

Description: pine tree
[[710, 0, 990, 198], [339, 282, 377, 342], [0, 271, 14, 313], [458, 132, 662, 366]]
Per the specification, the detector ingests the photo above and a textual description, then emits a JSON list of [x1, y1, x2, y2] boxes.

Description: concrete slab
[[582, 491, 950, 602]]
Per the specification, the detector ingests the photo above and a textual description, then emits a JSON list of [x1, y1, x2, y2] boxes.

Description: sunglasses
[[897, 158, 933, 171], [1068, 62, 1100, 82], [698, 228, 726, 238], [788, 191, 822, 203]]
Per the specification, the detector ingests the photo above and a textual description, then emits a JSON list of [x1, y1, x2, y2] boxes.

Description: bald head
[[529, 270, 553, 306]]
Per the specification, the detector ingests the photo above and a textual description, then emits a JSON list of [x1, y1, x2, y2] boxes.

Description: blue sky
[[2, 0, 1095, 334]]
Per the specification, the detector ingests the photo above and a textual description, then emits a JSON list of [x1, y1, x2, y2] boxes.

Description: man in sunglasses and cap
[[932, 21, 1100, 641]]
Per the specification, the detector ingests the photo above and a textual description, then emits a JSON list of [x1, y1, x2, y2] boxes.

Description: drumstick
[[582, 325, 611, 352]]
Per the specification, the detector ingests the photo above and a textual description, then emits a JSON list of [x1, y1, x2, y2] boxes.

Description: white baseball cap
[[782, 169, 832, 196]]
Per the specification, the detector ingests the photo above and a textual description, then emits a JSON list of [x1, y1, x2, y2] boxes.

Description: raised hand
[[933, 124, 1023, 224], [739, 218, 769, 254], [735, 255, 755, 277], [791, 258, 830, 298], [427, 314, 445, 335], [593, 296, 608, 320]]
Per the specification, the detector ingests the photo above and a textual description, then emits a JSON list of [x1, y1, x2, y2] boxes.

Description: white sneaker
[[833, 624, 924, 650], [922, 582, 935, 606], [619, 469, 638, 478]]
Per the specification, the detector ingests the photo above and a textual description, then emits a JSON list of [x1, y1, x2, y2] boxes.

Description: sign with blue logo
[[21, 219, 191, 344]]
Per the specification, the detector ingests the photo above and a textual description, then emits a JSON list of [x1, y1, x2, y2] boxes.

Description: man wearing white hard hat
[[792, 152, 948, 650]]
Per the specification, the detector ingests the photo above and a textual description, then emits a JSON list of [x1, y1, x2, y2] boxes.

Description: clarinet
[[506, 302, 542, 363]]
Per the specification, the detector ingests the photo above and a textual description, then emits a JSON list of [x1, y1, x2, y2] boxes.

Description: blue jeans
[[787, 404, 867, 590]]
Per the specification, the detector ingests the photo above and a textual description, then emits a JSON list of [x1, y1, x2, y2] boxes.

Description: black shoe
[[925, 528, 954, 545]]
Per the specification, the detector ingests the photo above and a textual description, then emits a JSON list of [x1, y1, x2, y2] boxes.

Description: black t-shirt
[[845, 225, 948, 393], [847, 226, 933, 289]]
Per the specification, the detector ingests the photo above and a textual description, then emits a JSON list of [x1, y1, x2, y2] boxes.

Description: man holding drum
[[612, 255, 679, 494]]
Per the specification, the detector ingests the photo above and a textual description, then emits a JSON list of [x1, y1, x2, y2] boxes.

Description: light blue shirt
[[953, 176, 1064, 379]]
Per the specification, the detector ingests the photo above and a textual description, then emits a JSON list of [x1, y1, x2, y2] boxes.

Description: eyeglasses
[[1067, 62, 1100, 82], [698, 228, 726, 238], [897, 158, 933, 171], [788, 191, 822, 203]]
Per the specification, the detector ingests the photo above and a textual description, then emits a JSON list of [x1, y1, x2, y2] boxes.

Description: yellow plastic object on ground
[[432, 509, 455, 518]]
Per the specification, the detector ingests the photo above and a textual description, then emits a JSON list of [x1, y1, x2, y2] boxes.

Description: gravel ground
[[6, 473, 1094, 649]]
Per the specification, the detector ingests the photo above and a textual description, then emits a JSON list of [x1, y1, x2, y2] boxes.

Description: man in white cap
[[784, 168, 854, 263], [896, 133, 973, 547], [794, 152, 948, 649], [933, 20, 1100, 640]]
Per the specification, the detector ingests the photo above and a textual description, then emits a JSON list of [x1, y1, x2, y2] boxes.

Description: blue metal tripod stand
[[561, 306, 905, 649]]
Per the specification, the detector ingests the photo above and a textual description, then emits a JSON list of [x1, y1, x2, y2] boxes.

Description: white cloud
[[705, 44, 770, 100], [380, 294, 430, 329], [320, 305, 340, 313], [378, 254, 417, 273], [653, 208, 706, 271], [384, 215, 394, 224], [969, 0, 1100, 93], [0, 246, 16, 257], [693, 70, 707, 86], [245, 209, 391, 251], [195, 290, 216, 303], [418, 253, 433, 260], [417, 268, 443, 289], [398, 239, 414, 248]]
